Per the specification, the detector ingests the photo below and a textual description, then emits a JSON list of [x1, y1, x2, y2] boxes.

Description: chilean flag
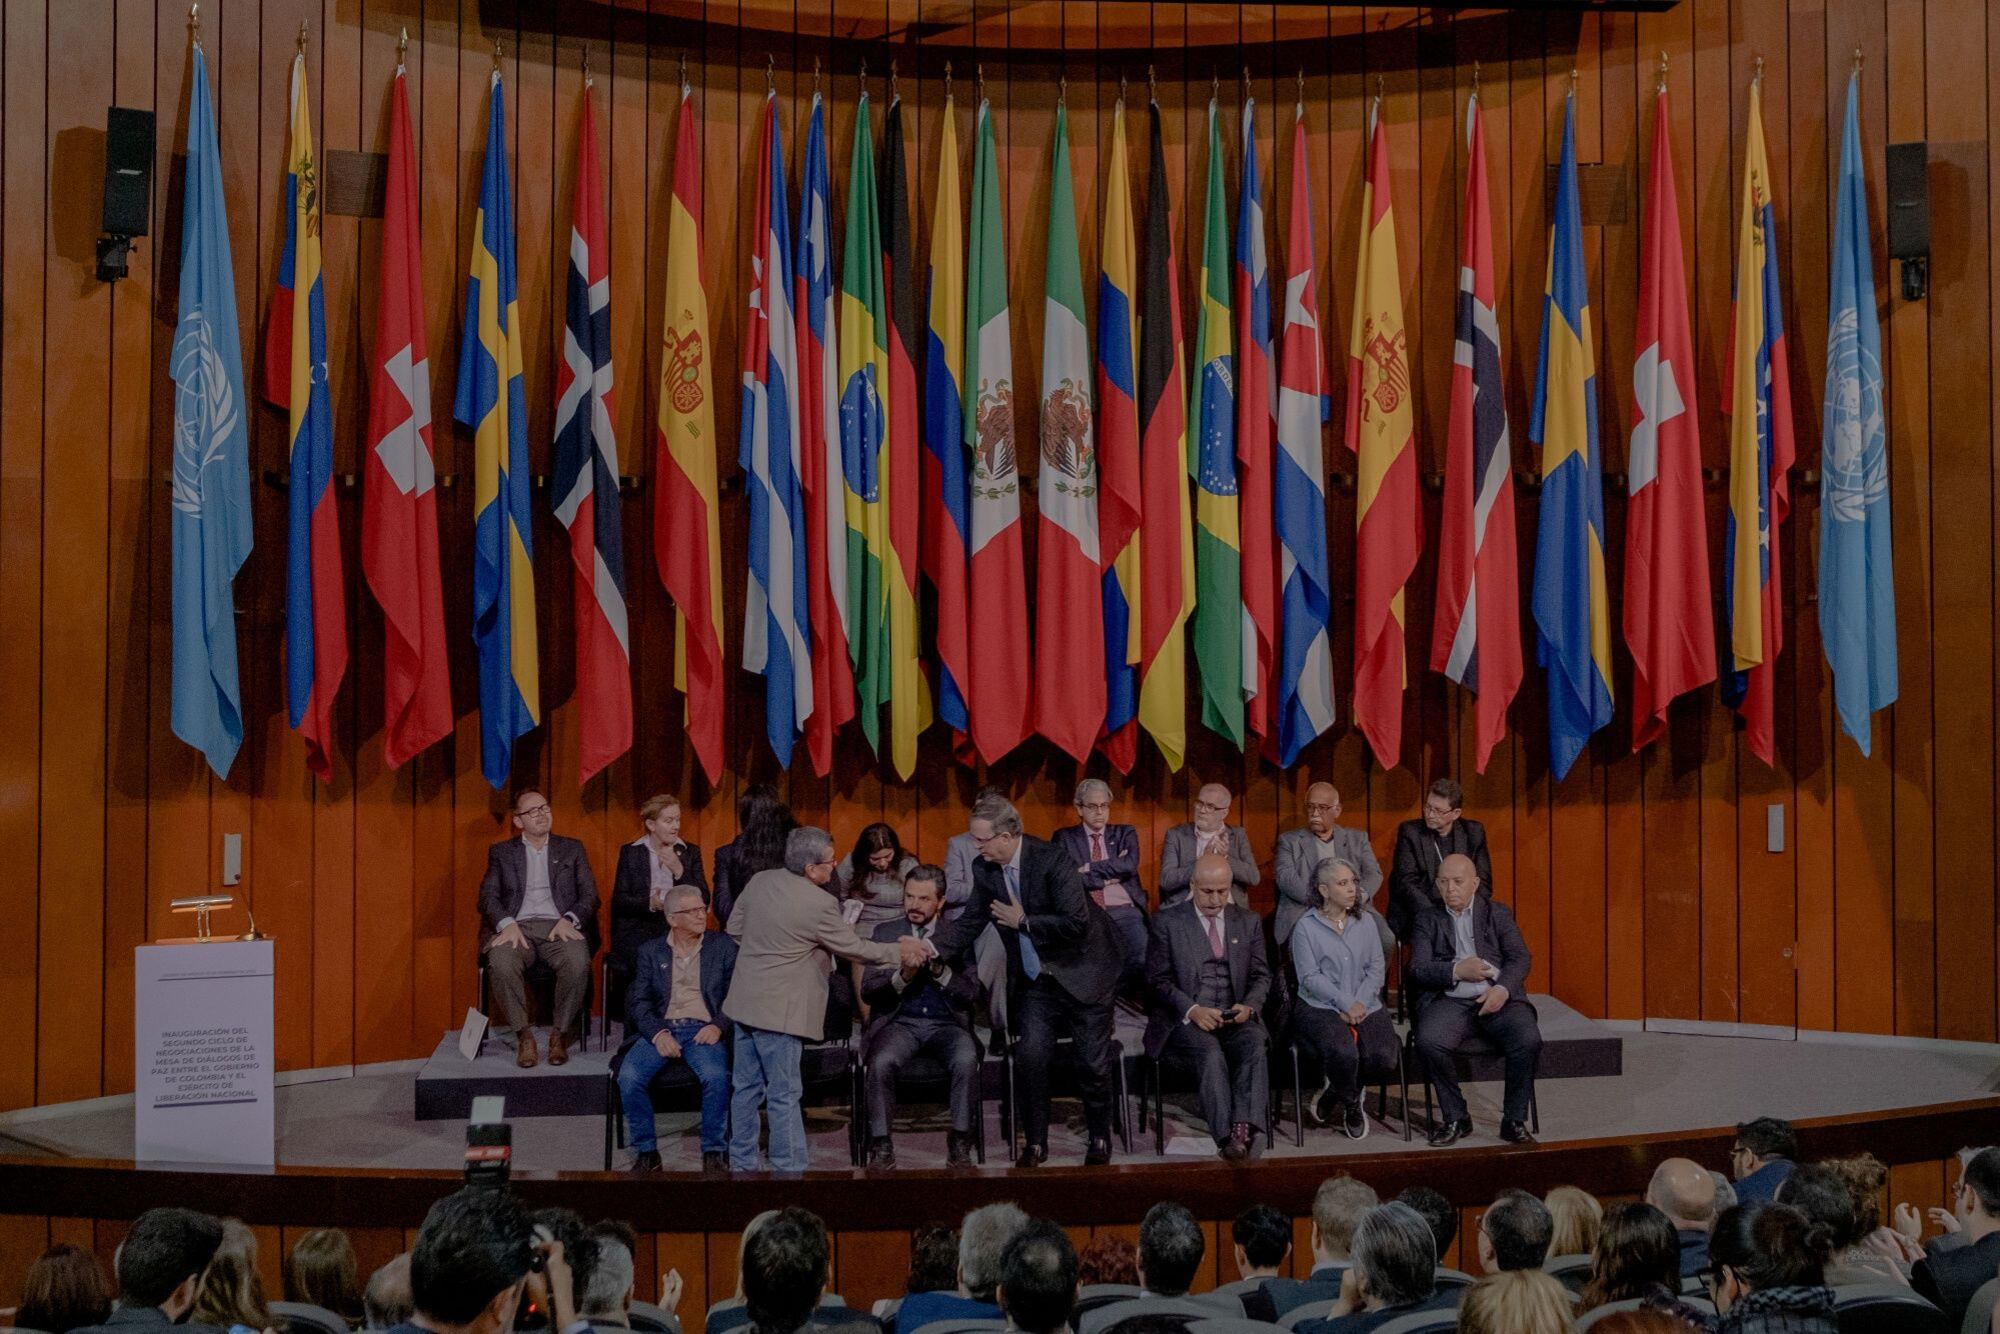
[[552, 83, 632, 784], [1431, 89, 1522, 774], [361, 64, 451, 770], [1626, 84, 1714, 750]]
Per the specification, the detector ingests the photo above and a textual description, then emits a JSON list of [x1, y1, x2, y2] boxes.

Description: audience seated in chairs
[[360, 1256, 411, 1332], [742, 1209, 841, 1334], [378, 1189, 542, 1334], [283, 1229, 363, 1330], [1077, 1206, 1221, 1334], [1217, 1206, 1293, 1322], [1780, 1163, 1900, 1289], [1391, 1190, 1459, 1284], [1813, 1154, 1925, 1286], [1288, 857, 1396, 1141], [1546, 1185, 1606, 1261], [1262, 1177, 1380, 1317], [875, 1227, 956, 1325], [997, 1222, 1078, 1334], [1577, 1204, 1713, 1326], [67, 1207, 226, 1334], [1700, 1201, 1839, 1333], [578, 1222, 645, 1334], [1292, 1202, 1451, 1334], [1729, 1118, 1800, 1205], [1646, 1159, 1721, 1278], [1458, 1269, 1573, 1334], [1911, 1146, 2000, 1330], [1476, 1190, 1555, 1276], [618, 883, 737, 1174], [14, 1244, 112, 1334], [893, 1205, 1028, 1334]]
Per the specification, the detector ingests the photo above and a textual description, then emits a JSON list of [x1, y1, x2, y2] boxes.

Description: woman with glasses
[[1701, 1201, 1838, 1333], [1288, 857, 1397, 1139], [611, 794, 710, 972]]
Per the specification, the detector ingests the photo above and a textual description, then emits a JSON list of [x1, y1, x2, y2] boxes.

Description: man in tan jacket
[[723, 825, 927, 1171]]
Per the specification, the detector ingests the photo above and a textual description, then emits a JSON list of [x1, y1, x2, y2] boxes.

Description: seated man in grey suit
[[1143, 854, 1272, 1161], [1052, 778, 1150, 985], [861, 865, 980, 1169], [1158, 783, 1259, 910], [480, 790, 599, 1068], [1274, 783, 1387, 950]]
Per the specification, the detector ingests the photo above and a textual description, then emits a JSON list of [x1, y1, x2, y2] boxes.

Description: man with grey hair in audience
[[1295, 1203, 1445, 1334], [894, 1204, 1030, 1334], [361, 1254, 412, 1331], [1053, 778, 1150, 986], [723, 826, 930, 1172], [1261, 1176, 1381, 1317]]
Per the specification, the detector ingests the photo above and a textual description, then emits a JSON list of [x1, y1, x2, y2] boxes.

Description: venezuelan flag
[[456, 71, 538, 789], [839, 93, 891, 759], [1529, 91, 1613, 782], [1190, 97, 1245, 748], [1096, 100, 1143, 772]]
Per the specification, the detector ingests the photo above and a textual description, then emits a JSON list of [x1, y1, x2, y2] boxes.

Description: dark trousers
[[1413, 994, 1542, 1123], [865, 1016, 979, 1136], [1161, 1018, 1269, 1143], [485, 919, 590, 1036], [1014, 976, 1114, 1149], [1105, 905, 1149, 990], [1294, 1005, 1398, 1104]]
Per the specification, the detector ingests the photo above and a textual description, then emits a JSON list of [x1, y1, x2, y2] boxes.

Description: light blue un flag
[[1820, 72, 1897, 754], [170, 43, 254, 779]]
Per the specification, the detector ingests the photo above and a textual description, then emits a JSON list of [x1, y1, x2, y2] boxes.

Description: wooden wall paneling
[[0, 1214, 50, 1308], [706, 1226, 739, 1316], [1923, 0, 1994, 1043], [834, 1228, 912, 1313], [656, 1232, 707, 1327]]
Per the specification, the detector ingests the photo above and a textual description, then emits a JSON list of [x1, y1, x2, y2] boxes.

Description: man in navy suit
[[861, 866, 981, 1168], [618, 885, 737, 1173], [479, 790, 599, 1068], [1052, 778, 1149, 987]]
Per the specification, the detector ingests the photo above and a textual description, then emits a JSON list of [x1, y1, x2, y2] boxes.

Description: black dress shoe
[[946, 1132, 975, 1168], [867, 1137, 897, 1169], [702, 1150, 729, 1173], [1018, 1144, 1048, 1168], [1083, 1138, 1113, 1167], [1499, 1119, 1537, 1145], [1428, 1116, 1474, 1147], [630, 1150, 663, 1173]]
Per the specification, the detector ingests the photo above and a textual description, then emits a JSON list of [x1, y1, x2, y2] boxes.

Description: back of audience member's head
[[1733, 1117, 1798, 1166], [1457, 1269, 1573, 1334], [410, 1188, 535, 1327], [906, 1228, 959, 1297], [1710, 1172, 1738, 1212], [286, 1228, 364, 1322], [742, 1209, 829, 1334], [192, 1219, 272, 1333], [17, 1243, 112, 1334], [1585, 1312, 1698, 1334], [1392, 1188, 1457, 1262], [1818, 1154, 1889, 1240], [732, 1211, 782, 1300], [1074, 1237, 1138, 1289], [1707, 1202, 1832, 1295], [1230, 1205, 1291, 1277], [1961, 1145, 2000, 1220], [1136, 1204, 1203, 1297], [116, 1207, 226, 1314], [1776, 1164, 1861, 1250], [997, 1221, 1076, 1334], [1349, 1204, 1436, 1309], [960, 1203, 1031, 1303], [1580, 1204, 1682, 1313], [1311, 1175, 1381, 1262], [1645, 1158, 1718, 1228], [579, 1224, 636, 1320], [1544, 1185, 1604, 1257], [363, 1254, 414, 1330], [532, 1208, 596, 1325], [1479, 1190, 1554, 1273]]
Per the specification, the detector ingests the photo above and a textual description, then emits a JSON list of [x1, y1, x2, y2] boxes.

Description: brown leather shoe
[[516, 1032, 539, 1069], [547, 1029, 569, 1066]]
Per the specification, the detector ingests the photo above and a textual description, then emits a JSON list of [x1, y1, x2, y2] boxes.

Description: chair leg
[[603, 1075, 615, 1171], [1291, 1045, 1306, 1149], [1397, 1045, 1411, 1142], [1115, 1053, 1132, 1152], [1148, 1060, 1164, 1157], [1000, 1046, 1016, 1161], [849, 1061, 864, 1168]]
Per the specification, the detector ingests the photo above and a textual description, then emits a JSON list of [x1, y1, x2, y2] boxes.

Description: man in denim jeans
[[722, 826, 927, 1171], [618, 884, 737, 1173]]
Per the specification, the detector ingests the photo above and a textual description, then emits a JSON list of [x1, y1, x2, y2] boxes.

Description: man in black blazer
[[609, 795, 708, 972], [860, 865, 981, 1168], [1912, 1147, 2000, 1328], [479, 790, 599, 1068], [932, 794, 1122, 1167], [1051, 777, 1150, 986], [1387, 777, 1494, 939], [1144, 855, 1272, 1160], [1406, 853, 1542, 1146], [618, 885, 737, 1172]]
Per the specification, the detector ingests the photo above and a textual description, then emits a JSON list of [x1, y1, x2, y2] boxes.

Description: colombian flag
[[1097, 100, 1143, 773], [456, 70, 538, 789]]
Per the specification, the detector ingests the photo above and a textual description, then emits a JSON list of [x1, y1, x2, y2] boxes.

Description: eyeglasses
[[516, 803, 551, 818], [1194, 799, 1229, 813], [668, 905, 707, 917]]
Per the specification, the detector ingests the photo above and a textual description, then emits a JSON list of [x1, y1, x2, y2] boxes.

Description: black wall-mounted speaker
[[1885, 142, 1928, 261], [102, 106, 154, 239]]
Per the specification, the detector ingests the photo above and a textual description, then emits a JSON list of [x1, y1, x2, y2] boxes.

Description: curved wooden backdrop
[[0, 0, 1988, 1112]]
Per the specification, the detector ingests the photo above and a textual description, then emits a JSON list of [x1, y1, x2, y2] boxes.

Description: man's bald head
[[1436, 853, 1480, 912], [1304, 783, 1341, 836], [1646, 1158, 1719, 1228], [1191, 854, 1235, 912]]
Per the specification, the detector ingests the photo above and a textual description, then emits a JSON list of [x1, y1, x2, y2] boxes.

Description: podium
[[133, 939, 275, 1165]]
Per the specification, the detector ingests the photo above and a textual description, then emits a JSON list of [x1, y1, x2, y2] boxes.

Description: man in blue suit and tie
[[1052, 778, 1149, 987], [618, 885, 737, 1173]]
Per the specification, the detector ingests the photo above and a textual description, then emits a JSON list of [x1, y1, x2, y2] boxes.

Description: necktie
[[1204, 912, 1224, 960], [1008, 863, 1041, 980], [1091, 828, 1106, 861]]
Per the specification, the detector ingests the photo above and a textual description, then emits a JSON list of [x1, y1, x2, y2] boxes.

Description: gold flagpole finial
[[814, 55, 822, 95], [1242, 63, 1251, 96], [1471, 60, 1480, 95], [678, 53, 688, 96], [1148, 64, 1157, 104], [859, 56, 868, 97], [766, 53, 774, 95], [1118, 70, 1127, 108], [296, 20, 308, 55], [1753, 55, 1764, 88], [1568, 67, 1579, 96], [397, 25, 409, 70], [890, 57, 899, 101], [1657, 50, 1669, 94], [1296, 67, 1305, 108], [188, 2, 200, 51], [584, 46, 594, 89], [1058, 74, 1067, 108], [493, 39, 504, 74], [977, 62, 986, 102], [942, 59, 950, 101], [1374, 72, 1384, 101], [1211, 70, 1219, 103], [1852, 46, 1864, 76]]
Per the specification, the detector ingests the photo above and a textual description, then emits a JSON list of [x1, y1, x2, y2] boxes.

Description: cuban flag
[[739, 90, 811, 766], [552, 82, 631, 785]]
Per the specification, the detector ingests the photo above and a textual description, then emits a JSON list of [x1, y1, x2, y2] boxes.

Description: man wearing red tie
[[1053, 779, 1149, 988]]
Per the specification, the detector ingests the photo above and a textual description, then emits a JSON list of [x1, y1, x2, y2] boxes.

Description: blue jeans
[[729, 1024, 806, 1171], [619, 1019, 731, 1154]]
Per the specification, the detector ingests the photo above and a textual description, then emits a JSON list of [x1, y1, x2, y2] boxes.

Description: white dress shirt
[[1446, 903, 1492, 1000]]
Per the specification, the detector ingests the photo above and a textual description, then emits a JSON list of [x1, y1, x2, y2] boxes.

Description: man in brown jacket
[[723, 825, 927, 1171]]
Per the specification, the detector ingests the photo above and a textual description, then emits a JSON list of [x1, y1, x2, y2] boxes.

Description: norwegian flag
[[551, 84, 632, 783], [361, 65, 451, 769]]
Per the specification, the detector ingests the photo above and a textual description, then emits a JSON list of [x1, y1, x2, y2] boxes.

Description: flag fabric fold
[[1273, 101, 1334, 767], [879, 96, 931, 778], [739, 90, 811, 767], [963, 97, 1032, 764], [1722, 76, 1796, 767], [1820, 71, 1897, 754], [1625, 83, 1715, 752], [267, 52, 347, 782], [1190, 97, 1246, 748], [839, 93, 892, 762], [1137, 101, 1196, 771], [1432, 89, 1522, 775], [796, 93, 853, 775], [363, 62, 452, 770], [1033, 102, 1105, 763], [1531, 91, 1615, 782], [552, 83, 632, 784], [1345, 98, 1420, 771], [922, 96, 973, 745], [170, 41, 254, 779], [1097, 100, 1144, 772], [456, 70, 539, 789], [1235, 96, 1276, 748], [654, 83, 724, 785]]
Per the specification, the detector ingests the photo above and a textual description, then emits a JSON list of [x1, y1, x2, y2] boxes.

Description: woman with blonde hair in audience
[[191, 1220, 274, 1334], [1546, 1184, 1605, 1257], [1457, 1269, 1572, 1334], [283, 1228, 362, 1327]]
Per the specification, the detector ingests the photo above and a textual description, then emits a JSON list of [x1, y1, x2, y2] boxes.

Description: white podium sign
[[134, 939, 275, 1165]]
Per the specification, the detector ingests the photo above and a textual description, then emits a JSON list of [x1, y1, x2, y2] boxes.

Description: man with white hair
[[1273, 783, 1384, 947], [1159, 783, 1259, 910], [1294, 1203, 1446, 1333], [1053, 778, 1150, 983], [893, 1204, 1030, 1334]]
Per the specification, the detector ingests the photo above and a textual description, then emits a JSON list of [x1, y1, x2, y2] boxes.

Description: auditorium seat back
[[1275, 1299, 1338, 1330], [1962, 1278, 2000, 1334], [1831, 1282, 1950, 1334], [905, 1318, 1007, 1334], [1184, 1318, 1286, 1334], [271, 1301, 351, 1334], [1368, 1311, 1456, 1334]]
